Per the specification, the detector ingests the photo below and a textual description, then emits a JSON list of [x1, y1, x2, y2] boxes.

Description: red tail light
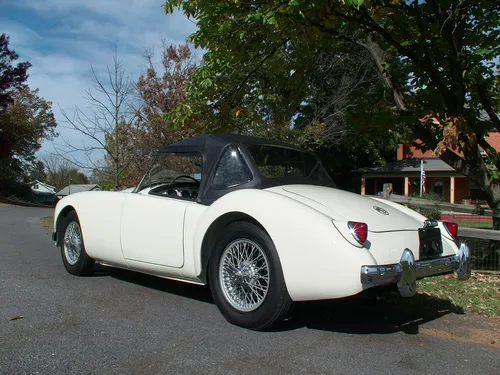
[[443, 221, 458, 238], [348, 221, 368, 243]]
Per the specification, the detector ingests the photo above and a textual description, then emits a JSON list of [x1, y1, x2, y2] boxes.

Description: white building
[[28, 181, 56, 205]]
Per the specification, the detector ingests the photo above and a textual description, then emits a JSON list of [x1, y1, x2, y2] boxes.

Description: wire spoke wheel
[[219, 239, 270, 312], [63, 221, 82, 266]]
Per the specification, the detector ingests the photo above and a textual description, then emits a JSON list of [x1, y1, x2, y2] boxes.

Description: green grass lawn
[[456, 220, 493, 229], [418, 273, 500, 318]]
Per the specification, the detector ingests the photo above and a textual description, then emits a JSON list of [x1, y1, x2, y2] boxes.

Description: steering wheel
[[166, 175, 200, 190]]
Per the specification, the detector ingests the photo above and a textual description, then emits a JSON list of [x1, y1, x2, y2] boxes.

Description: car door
[[120, 193, 193, 268]]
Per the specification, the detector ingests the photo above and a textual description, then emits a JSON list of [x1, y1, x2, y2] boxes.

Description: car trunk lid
[[267, 184, 423, 232]]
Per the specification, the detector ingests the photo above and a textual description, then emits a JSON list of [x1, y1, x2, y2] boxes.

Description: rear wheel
[[60, 210, 94, 276], [208, 221, 292, 330]]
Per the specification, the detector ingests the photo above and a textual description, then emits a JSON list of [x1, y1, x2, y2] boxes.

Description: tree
[[0, 33, 31, 111], [43, 154, 88, 191], [100, 118, 137, 188], [0, 86, 57, 179], [0, 34, 56, 180], [124, 43, 204, 187], [27, 159, 46, 182], [54, 49, 137, 190], [164, 1, 500, 208]]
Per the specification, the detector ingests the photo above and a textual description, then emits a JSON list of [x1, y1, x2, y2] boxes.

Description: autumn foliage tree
[[0, 33, 56, 185], [123, 43, 204, 186]]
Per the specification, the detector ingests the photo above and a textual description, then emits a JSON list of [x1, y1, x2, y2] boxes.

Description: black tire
[[59, 210, 95, 276], [208, 221, 293, 330]]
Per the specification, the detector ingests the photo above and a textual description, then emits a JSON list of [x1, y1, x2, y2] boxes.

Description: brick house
[[358, 132, 500, 205]]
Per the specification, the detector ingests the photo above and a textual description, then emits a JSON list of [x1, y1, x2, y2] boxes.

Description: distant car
[[52, 134, 471, 330]]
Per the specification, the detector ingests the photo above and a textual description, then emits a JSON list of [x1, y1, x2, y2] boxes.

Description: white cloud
[[1, 0, 198, 167]]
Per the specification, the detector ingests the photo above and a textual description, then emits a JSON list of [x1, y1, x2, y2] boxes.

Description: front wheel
[[59, 210, 95, 276], [208, 221, 292, 330]]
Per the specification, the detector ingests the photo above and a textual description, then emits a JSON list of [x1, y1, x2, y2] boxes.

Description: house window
[[432, 181, 444, 198], [34, 184, 39, 189]]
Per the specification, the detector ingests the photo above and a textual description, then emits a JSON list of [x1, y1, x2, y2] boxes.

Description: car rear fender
[[186, 189, 378, 301]]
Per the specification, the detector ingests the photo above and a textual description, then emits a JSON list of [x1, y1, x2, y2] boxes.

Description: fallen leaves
[[418, 272, 500, 318]]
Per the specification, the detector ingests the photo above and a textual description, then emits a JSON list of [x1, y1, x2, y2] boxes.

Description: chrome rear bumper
[[360, 243, 471, 297]]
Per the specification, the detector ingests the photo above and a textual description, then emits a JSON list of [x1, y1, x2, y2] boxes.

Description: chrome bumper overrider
[[360, 244, 471, 297]]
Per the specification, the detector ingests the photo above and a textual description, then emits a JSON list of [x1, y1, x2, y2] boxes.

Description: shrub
[[408, 192, 443, 220]]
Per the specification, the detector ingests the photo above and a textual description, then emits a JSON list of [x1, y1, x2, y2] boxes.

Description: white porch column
[[404, 177, 409, 196], [361, 176, 366, 195], [450, 176, 455, 204]]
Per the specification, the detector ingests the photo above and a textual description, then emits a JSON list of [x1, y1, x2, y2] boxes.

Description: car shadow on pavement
[[90, 264, 114, 276], [279, 292, 465, 335], [105, 266, 214, 304], [96, 265, 464, 335]]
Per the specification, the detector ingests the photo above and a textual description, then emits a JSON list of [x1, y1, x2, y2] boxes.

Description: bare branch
[[55, 45, 139, 189]]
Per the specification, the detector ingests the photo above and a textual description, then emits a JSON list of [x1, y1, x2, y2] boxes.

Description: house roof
[[28, 180, 56, 194], [56, 184, 101, 196], [28, 180, 56, 189], [359, 158, 462, 176], [367, 132, 500, 177]]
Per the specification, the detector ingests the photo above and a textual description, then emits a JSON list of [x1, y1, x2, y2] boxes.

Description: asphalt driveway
[[0, 205, 499, 374]]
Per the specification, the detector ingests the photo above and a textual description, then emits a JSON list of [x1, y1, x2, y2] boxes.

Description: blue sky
[[1, 0, 198, 165]]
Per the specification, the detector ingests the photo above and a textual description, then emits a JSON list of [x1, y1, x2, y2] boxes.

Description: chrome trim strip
[[97, 261, 206, 285]]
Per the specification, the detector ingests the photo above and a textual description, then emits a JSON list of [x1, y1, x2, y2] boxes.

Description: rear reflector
[[347, 221, 368, 243], [443, 221, 458, 238]]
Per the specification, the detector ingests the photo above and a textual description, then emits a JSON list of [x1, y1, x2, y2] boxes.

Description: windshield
[[248, 145, 334, 184], [137, 154, 202, 191]]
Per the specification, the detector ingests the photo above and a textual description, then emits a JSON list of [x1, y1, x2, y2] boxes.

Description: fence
[[374, 193, 500, 272]]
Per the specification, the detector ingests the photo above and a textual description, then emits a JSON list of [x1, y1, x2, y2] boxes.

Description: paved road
[[1, 206, 499, 375]]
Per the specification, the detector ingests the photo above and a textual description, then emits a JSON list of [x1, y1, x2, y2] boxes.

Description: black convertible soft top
[[155, 134, 333, 205], [158, 134, 302, 154]]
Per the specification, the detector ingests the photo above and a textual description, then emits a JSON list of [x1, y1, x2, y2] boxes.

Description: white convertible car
[[52, 134, 471, 330]]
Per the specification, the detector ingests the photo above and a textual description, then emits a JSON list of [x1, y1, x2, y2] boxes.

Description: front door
[[120, 193, 192, 268], [120, 152, 203, 268]]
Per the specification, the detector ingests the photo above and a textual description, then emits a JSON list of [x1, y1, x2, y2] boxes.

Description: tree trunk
[[115, 165, 119, 191], [364, 32, 500, 212], [364, 33, 408, 112]]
